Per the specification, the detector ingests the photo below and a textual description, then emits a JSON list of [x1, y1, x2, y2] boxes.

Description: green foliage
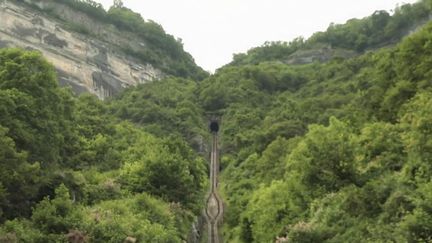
[[1, 185, 189, 242], [119, 131, 206, 211], [0, 219, 44, 242], [0, 49, 74, 165], [213, 11, 432, 242], [0, 125, 42, 221], [3, 0, 432, 241], [228, 0, 432, 67], [55, 0, 106, 20], [87, 194, 182, 242], [400, 91, 432, 183], [31, 184, 82, 235], [230, 38, 305, 66], [0, 49, 77, 220], [355, 122, 406, 178], [244, 181, 300, 243], [68, 94, 122, 170], [0, 48, 205, 240], [111, 77, 207, 149], [286, 118, 358, 194]]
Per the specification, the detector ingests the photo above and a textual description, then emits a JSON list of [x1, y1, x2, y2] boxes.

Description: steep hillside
[[0, 0, 207, 99], [228, 0, 432, 67], [199, 13, 432, 243], [104, 1, 432, 240], [0, 48, 207, 242]]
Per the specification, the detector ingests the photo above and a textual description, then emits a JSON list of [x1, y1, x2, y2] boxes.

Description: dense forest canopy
[[0, 49, 207, 242], [2, 0, 432, 242], [203, 2, 432, 240]]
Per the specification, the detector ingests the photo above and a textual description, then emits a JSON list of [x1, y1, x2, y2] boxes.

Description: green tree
[[31, 184, 84, 240], [286, 118, 358, 195], [119, 131, 206, 210], [0, 125, 42, 221], [0, 49, 75, 166], [400, 91, 432, 183]]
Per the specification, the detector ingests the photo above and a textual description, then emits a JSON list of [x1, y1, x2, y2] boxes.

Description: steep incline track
[[205, 133, 223, 243]]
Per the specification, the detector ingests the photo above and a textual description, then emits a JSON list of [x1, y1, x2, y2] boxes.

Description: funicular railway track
[[204, 122, 223, 243]]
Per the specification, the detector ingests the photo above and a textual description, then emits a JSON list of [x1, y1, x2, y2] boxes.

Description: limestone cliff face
[[0, 0, 164, 99]]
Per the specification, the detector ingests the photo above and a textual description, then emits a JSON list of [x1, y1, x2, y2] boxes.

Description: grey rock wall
[[0, 0, 164, 99]]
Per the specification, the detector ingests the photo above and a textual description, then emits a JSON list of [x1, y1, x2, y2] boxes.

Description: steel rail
[[205, 133, 223, 243]]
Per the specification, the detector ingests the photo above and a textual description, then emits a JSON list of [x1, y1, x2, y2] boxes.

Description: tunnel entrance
[[210, 121, 219, 133]]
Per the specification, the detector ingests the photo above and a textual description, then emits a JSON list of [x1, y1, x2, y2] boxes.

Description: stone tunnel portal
[[210, 121, 219, 133]]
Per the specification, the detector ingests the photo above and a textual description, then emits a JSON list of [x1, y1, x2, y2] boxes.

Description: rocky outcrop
[[285, 46, 357, 65], [0, 0, 164, 99]]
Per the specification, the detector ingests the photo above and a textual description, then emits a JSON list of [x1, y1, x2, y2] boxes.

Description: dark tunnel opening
[[210, 121, 219, 133]]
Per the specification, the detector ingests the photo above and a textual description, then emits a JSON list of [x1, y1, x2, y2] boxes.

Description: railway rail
[[205, 130, 223, 243]]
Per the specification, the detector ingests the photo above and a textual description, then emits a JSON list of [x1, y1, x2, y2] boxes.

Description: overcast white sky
[[95, 0, 418, 72]]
